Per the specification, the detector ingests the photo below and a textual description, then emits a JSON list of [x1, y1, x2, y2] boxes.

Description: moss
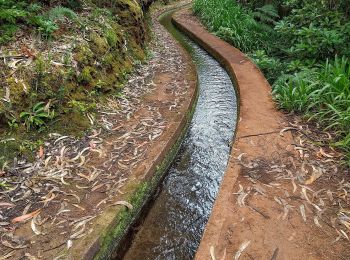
[[78, 66, 96, 85], [51, 110, 90, 136], [6, 77, 29, 106], [90, 32, 109, 55], [74, 44, 94, 66], [0, 0, 148, 166], [104, 27, 121, 49]]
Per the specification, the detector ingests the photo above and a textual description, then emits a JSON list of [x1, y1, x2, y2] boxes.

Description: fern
[[48, 6, 77, 21], [253, 4, 279, 25]]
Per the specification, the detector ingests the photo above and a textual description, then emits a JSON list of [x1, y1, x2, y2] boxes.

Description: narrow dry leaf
[[0, 202, 15, 208], [1, 240, 27, 249], [291, 178, 297, 193], [340, 229, 349, 241], [67, 239, 73, 249], [220, 248, 226, 260], [113, 201, 133, 210], [340, 219, 350, 230], [318, 148, 333, 158], [314, 216, 322, 228], [11, 209, 41, 224], [0, 250, 14, 260], [326, 190, 334, 202], [300, 205, 307, 222], [31, 217, 41, 235], [279, 127, 298, 136], [24, 253, 39, 260], [210, 245, 216, 260], [304, 166, 323, 185], [301, 187, 312, 204], [234, 240, 251, 260]]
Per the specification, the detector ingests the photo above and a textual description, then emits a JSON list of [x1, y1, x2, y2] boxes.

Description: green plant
[[272, 70, 317, 112], [69, 100, 96, 114], [29, 15, 58, 37], [20, 102, 55, 130], [193, 0, 275, 53], [0, 181, 11, 189], [253, 4, 279, 25], [48, 6, 77, 21], [0, 0, 28, 43], [273, 56, 350, 161], [18, 139, 43, 154], [7, 117, 19, 130], [0, 1, 79, 43], [249, 50, 284, 82]]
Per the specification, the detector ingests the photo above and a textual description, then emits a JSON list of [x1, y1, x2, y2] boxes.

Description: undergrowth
[[0, 0, 147, 166], [193, 0, 350, 163]]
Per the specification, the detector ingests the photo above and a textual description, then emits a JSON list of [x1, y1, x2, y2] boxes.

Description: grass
[[192, 0, 275, 53], [273, 56, 350, 158]]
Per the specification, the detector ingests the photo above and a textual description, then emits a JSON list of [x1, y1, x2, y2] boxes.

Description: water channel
[[123, 7, 238, 259]]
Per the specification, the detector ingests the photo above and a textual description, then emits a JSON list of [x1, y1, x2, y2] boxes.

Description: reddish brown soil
[[173, 9, 350, 260]]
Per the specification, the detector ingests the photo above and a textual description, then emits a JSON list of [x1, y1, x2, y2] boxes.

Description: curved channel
[[123, 7, 237, 259]]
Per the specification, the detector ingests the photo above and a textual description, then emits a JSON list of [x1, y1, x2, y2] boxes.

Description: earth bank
[[0, 1, 198, 259]]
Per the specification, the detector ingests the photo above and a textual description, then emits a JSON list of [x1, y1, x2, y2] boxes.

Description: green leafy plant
[[249, 50, 284, 82], [20, 102, 55, 130], [69, 100, 96, 114], [7, 117, 19, 130], [273, 56, 350, 159], [193, 0, 275, 53], [253, 4, 279, 25]]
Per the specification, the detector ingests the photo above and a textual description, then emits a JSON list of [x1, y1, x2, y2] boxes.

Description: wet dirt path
[[123, 7, 237, 259]]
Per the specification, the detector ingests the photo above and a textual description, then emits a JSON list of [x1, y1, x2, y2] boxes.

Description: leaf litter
[[233, 118, 350, 253], [0, 8, 192, 257]]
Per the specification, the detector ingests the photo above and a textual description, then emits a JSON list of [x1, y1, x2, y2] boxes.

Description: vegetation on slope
[[0, 0, 148, 166], [193, 0, 350, 162]]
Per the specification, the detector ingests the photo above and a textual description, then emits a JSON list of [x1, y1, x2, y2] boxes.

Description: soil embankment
[[0, 3, 197, 259], [173, 8, 350, 260]]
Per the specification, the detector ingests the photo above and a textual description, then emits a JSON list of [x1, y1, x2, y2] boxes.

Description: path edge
[[172, 8, 292, 259], [68, 10, 199, 260]]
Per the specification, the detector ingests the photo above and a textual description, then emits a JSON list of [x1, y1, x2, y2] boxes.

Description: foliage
[[20, 102, 55, 130], [193, 0, 350, 162], [275, 3, 350, 60], [253, 4, 279, 25], [249, 50, 285, 82], [0, 0, 78, 43], [273, 56, 350, 157], [192, 0, 276, 53]]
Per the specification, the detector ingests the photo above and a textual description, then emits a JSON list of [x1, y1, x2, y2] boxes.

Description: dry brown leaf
[[234, 240, 251, 260], [11, 209, 41, 224]]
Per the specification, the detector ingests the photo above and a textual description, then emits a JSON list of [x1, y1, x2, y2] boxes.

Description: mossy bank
[[0, 0, 149, 167]]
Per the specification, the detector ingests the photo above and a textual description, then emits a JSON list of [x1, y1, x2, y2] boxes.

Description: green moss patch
[[0, 0, 148, 166]]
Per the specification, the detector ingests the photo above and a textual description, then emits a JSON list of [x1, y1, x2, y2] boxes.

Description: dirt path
[[0, 4, 196, 259], [173, 9, 350, 260]]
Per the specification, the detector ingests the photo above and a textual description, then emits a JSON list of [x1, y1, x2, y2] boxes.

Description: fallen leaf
[[234, 240, 251, 260], [112, 201, 133, 210], [11, 209, 41, 224]]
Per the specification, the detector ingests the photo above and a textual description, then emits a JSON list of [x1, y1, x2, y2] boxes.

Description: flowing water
[[123, 7, 237, 260]]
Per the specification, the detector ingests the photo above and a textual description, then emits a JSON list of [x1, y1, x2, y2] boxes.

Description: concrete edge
[[67, 9, 199, 260]]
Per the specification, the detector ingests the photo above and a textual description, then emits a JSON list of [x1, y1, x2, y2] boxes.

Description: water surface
[[123, 8, 237, 259]]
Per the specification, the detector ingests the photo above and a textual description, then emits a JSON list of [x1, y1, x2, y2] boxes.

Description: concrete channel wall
[[172, 8, 294, 259]]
